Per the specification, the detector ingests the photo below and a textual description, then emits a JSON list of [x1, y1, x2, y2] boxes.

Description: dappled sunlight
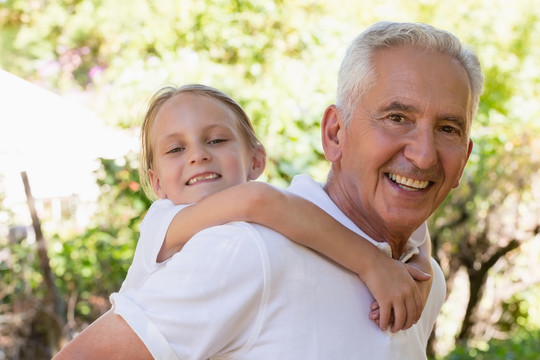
[[1, 0, 540, 358]]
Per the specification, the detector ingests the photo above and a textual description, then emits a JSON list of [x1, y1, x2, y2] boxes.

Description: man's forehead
[[368, 47, 472, 120]]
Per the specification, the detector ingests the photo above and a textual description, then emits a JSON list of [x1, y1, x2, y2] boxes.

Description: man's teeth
[[388, 173, 429, 191], [186, 173, 220, 185]]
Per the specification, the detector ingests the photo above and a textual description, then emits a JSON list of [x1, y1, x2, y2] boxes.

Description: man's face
[[330, 45, 473, 240]]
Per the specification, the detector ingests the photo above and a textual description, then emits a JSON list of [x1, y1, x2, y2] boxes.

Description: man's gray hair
[[336, 21, 484, 127]]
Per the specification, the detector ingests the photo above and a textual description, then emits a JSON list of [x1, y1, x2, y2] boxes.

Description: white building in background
[[0, 69, 137, 236]]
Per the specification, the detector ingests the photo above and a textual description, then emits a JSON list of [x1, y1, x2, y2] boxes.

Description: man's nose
[[188, 145, 211, 164], [403, 126, 438, 170]]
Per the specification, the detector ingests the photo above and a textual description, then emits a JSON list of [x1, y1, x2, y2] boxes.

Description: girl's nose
[[188, 145, 211, 164]]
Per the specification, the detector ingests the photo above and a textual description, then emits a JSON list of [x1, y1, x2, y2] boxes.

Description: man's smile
[[386, 173, 432, 191]]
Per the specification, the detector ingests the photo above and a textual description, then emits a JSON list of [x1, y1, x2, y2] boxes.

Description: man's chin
[[380, 211, 429, 238]]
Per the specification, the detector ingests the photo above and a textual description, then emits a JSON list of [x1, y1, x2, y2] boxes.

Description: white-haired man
[[55, 21, 483, 359]]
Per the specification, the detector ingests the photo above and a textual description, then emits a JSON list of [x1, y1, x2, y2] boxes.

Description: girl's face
[[148, 93, 264, 204]]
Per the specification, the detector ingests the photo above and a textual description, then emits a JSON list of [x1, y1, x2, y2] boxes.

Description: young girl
[[121, 84, 432, 333]]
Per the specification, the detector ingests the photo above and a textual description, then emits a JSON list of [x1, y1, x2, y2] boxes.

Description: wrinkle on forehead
[[369, 46, 472, 131]]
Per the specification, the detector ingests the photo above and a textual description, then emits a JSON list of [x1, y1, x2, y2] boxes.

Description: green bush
[[50, 154, 151, 321], [443, 329, 540, 360]]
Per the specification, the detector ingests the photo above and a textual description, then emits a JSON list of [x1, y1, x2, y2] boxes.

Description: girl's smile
[[147, 93, 262, 205]]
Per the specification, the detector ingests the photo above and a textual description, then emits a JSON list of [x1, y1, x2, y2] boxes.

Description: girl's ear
[[248, 145, 267, 180], [148, 168, 167, 199], [321, 105, 344, 162]]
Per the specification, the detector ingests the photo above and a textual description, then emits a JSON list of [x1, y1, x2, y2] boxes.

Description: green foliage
[[0, 176, 44, 306], [50, 227, 132, 318], [424, 3, 540, 352], [49, 154, 150, 320], [93, 155, 151, 228], [1, 0, 334, 185], [442, 329, 540, 360], [497, 289, 537, 333], [2, 0, 540, 357], [0, 237, 43, 304]]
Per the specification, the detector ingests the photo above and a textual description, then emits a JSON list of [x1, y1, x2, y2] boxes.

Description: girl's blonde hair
[[139, 84, 263, 200]]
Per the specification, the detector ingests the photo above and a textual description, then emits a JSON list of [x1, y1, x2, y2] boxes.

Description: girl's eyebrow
[[157, 123, 235, 143], [202, 123, 235, 132], [157, 133, 183, 145]]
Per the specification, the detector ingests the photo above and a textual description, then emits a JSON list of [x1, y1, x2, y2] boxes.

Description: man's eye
[[388, 114, 406, 123], [167, 147, 184, 154], [441, 125, 459, 134]]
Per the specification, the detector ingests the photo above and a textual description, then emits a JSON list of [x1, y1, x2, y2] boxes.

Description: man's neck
[[323, 174, 412, 259]]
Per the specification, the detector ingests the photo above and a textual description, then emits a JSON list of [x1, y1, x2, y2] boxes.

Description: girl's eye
[[208, 139, 226, 145], [167, 147, 184, 154]]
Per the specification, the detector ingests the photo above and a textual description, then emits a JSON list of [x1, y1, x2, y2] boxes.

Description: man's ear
[[248, 144, 267, 180], [148, 168, 167, 199], [453, 138, 474, 188], [321, 104, 344, 162]]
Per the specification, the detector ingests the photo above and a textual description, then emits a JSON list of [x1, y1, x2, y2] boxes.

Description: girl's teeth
[[187, 173, 219, 185]]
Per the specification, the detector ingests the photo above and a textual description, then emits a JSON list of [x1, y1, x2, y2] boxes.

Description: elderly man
[[54, 21, 483, 359]]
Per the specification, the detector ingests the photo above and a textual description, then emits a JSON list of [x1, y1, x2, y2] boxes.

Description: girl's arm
[[369, 238, 434, 331], [158, 181, 430, 332]]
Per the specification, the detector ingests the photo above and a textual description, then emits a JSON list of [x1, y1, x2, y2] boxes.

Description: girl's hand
[[361, 255, 431, 332]]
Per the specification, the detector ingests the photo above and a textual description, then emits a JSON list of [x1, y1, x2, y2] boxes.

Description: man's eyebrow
[[439, 114, 467, 130], [380, 101, 467, 126], [379, 101, 420, 113]]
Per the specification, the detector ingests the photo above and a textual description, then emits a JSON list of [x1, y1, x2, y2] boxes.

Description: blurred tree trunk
[[427, 206, 470, 357], [430, 172, 540, 349], [21, 171, 66, 356], [457, 234, 520, 340]]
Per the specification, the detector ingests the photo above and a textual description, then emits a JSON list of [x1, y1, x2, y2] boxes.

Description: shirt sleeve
[[111, 222, 270, 360], [139, 200, 190, 269], [119, 200, 189, 292]]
